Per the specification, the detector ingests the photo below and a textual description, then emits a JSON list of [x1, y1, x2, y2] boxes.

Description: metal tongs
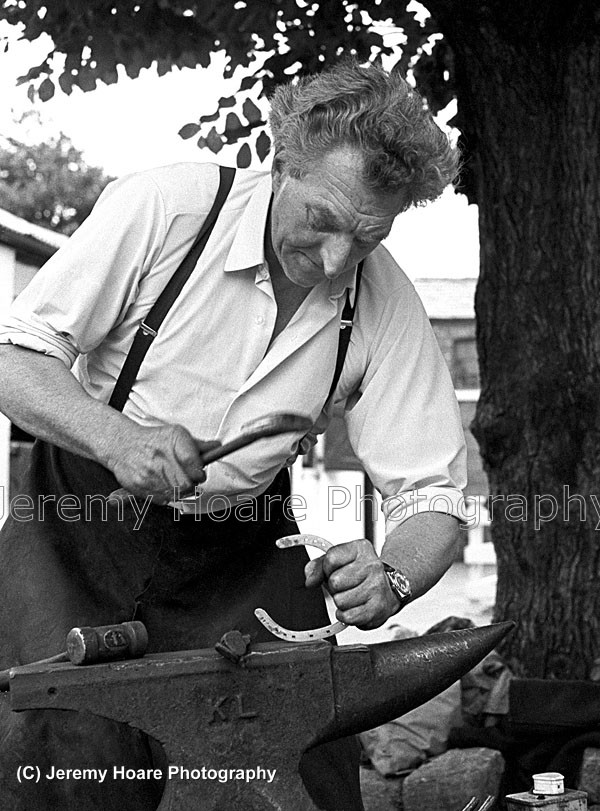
[[110, 412, 312, 501], [460, 797, 495, 811]]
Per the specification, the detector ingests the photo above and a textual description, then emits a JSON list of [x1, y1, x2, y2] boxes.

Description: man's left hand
[[304, 539, 400, 630]]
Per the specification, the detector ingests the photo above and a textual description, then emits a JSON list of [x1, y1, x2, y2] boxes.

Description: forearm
[[305, 511, 460, 629], [0, 345, 218, 498], [380, 511, 460, 602], [0, 345, 133, 469]]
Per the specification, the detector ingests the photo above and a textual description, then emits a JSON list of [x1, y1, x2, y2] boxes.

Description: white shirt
[[0, 162, 467, 528]]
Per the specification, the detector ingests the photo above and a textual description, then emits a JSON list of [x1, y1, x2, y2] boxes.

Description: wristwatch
[[381, 562, 412, 612]]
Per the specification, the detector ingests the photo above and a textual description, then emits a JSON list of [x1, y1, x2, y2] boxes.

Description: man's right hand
[[108, 422, 221, 504], [0, 347, 218, 505]]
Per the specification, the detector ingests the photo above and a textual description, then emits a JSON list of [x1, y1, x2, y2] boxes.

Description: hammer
[[0, 621, 147, 692], [9, 622, 514, 811], [108, 412, 313, 501]]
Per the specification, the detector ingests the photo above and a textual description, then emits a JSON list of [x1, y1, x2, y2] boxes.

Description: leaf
[[77, 70, 97, 93], [97, 64, 119, 86], [156, 58, 172, 77], [27, 84, 36, 103], [218, 95, 237, 108], [58, 71, 74, 95], [225, 112, 243, 132], [38, 77, 55, 102], [16, 62, 48, 84], [206, 127, 224, 153], [199, 109, 220, 124], [178, 122, 201, 139], [223, 124, 253, 144], [256, 130, 271, 162], [236, 143, 252, 168], [242, 97, 262, 124], [240, 76, 259, 91]]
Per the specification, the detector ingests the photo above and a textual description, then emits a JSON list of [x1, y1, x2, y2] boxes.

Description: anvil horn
[[315, 621, 514, 745]]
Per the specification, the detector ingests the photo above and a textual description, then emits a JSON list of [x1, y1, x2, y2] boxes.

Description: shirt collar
[[223, 172, 358, 304], [224, 174, 272, 273]]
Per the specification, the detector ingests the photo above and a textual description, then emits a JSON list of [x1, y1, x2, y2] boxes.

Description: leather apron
[[0, 441, 363, 810]]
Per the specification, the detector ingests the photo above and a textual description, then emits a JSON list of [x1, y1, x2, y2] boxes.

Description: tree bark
[[437, 2, 600, 678]]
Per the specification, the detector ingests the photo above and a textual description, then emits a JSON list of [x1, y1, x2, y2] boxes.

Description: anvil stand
[[8, 623, 513, 811]]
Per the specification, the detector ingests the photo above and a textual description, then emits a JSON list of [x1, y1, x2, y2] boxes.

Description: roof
[[413, 277, 476, 320], [0, 207, 68, 260]]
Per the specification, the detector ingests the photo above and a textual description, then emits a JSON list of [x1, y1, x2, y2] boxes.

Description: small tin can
[[532, 773, 565, 796]]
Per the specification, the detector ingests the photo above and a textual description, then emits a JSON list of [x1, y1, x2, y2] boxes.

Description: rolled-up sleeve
[[343, 276, 467, 534], [0, 173, 167, 367]]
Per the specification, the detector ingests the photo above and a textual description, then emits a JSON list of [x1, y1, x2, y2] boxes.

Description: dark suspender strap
[[109, 165, 236, 411], [325, 260, 364, 405]]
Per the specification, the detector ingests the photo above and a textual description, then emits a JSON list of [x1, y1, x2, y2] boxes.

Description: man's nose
[[321, 234, 354, 279]]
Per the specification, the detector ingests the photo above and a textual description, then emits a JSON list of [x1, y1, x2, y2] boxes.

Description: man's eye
[[309, 219, 334, 233]]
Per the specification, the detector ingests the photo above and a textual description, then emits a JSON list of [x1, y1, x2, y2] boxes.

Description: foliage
[[0, 1, 453, 168], [0, 115, 114, 235]]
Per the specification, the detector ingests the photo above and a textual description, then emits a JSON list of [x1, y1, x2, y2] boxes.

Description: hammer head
[[240, 413, 313, 436]]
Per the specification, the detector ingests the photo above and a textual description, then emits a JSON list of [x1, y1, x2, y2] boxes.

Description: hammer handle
[[0, 621, 148, 692], [0, 652, 69, 692]]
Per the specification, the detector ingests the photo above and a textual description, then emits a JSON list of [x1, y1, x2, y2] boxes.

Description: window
[[453, 338, 480, 389]]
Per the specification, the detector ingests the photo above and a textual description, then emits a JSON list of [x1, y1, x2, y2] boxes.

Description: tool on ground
[[461, 796, 496, 811], [109, 412, 313, 501], [9, 622, 514, 810], [255, 533, 348, 641], [0, 621, 147, 692]]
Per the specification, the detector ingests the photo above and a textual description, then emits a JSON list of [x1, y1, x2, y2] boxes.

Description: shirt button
[[255, 315, 265, 325]]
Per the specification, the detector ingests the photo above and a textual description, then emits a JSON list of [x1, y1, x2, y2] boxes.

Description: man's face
[[269, 146, 405, 288]]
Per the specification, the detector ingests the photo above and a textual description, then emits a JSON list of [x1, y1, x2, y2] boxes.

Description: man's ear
[[271, 156, 284, 191]]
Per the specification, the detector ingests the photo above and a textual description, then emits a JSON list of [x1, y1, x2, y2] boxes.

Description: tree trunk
[[437, 3, 600, 678]]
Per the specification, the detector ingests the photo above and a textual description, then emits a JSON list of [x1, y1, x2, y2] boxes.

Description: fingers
[[304, 540, 376, 592], [306, 539, 400, 630], [320, 539, 364, 577], [304, 557, 326, 588], [195, 440, 222, 483], [332, 586, 391, 629], [111, 422, 220, 500]]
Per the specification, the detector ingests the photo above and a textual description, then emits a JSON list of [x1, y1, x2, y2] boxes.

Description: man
[[0, 60, 466, 809]]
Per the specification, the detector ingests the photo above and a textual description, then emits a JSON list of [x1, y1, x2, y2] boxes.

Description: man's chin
[[283, 255, 323, 288]]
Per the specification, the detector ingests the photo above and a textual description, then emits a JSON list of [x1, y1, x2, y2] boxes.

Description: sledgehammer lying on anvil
[[8, 622, 513, 811]]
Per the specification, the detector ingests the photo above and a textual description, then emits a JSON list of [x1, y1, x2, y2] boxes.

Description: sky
[[0, 20, 479, 280]]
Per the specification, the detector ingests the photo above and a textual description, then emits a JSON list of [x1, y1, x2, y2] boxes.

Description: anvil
[[8, 622, 512, 811]]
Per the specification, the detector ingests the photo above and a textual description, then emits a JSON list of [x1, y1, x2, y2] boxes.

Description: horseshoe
[[254, 534, 348, 642]]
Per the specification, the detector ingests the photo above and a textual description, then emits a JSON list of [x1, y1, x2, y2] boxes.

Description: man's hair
[[269, 60, 460, 208]]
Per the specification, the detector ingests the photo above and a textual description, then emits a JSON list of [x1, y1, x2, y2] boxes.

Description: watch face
[[382, 563, 412, 604], [389, 570, 411, 598]]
